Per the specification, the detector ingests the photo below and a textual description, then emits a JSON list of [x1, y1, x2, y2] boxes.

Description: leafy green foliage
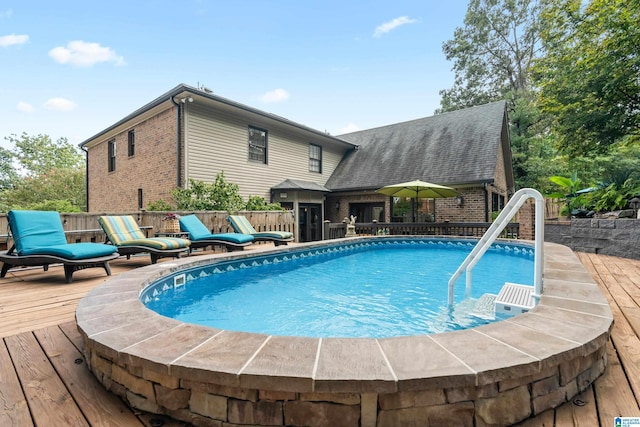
[[172, 173, 244, 212], [439, 0, 541, 113], [5, 133, 83, 175], [591, 180, 640, 212], [437, 0, 569, 192], [547, 171, 591, 212], [146, 199, 174, 211], [244, 196, 284, 211], [0, 168, 86, 212], [509, 90, 567, 191], [535, 0, 640, 154], [29, 200, 83, 213], [0, 146, 18, 191], [0, 134, 86, 212]]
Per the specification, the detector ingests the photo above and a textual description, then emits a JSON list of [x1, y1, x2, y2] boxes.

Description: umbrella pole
[[411, 198, 415, 222]]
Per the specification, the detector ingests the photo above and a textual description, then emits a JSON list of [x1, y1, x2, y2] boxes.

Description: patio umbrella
[[376, 180, 458, 222]]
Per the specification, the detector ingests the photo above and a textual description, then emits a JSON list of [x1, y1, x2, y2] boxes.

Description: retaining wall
[[545, 219, 640, 260]]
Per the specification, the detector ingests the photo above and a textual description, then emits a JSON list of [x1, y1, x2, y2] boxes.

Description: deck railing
[[324, 221, 519, 240]]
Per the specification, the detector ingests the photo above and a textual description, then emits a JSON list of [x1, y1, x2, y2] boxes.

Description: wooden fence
[[0, 199, 557, 250], [545, 198, 563, 220], [0, 210, 295, 250]]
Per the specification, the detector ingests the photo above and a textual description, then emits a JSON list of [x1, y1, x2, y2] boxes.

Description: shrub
[[147, 199, 173, 211]]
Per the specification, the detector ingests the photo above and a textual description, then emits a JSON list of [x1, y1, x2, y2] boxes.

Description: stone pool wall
[[77, 238, 612, 427], [83, 341, 607, 427]]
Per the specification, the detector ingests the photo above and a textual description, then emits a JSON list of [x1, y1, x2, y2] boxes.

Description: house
[[79, 83, 514, 242], [326, 100, 514, 224]]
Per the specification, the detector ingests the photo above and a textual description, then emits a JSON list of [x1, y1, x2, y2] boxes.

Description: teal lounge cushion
[[180, 215, 253, 243], [9, 210, 68, 253], [200, 232, 254, 244], [8, 210, 118, 259], [179, 215, 212, 240], [22, 242, 117, 259]]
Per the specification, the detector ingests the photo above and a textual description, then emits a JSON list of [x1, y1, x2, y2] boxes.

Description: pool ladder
[[447, 188, 545, 310]]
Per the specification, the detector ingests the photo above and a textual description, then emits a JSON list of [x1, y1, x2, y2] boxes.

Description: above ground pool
[[143, 238, 535, 337], [76, 236, 613, 427]]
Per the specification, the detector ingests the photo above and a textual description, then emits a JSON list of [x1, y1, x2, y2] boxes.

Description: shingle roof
[[271, 179, 330, 192], [325, 100, 510, 191]]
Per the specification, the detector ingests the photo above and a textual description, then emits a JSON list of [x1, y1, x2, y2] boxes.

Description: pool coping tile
[[76, 238, 613, 396]]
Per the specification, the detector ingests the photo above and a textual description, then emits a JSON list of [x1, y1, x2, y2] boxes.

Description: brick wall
[[436, 188, 486, 222], [330, 188, 492, 224], [87, 107, 179, 212]]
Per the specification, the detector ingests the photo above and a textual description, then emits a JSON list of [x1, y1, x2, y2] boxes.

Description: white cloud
[[338, 123, 361, 135], [17, 101, 34, 112], [373, 16, 417, 38], [260, 88, 290, 103], [49, 40, 126, 67], [43, 97, 77, 112], [0, 9, 13, 18], [0, 34, 28, 47]]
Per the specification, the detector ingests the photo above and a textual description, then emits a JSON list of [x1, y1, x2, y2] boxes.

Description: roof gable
[[325, 101, 511, 191]]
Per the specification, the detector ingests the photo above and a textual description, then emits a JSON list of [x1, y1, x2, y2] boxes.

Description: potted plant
[[162, 213, 181, 233]]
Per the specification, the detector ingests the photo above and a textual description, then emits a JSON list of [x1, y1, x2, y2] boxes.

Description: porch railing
[[324, 221, 519, 240]]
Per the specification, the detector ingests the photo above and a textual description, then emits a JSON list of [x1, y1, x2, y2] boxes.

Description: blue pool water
[[143, 239, 534, 338]]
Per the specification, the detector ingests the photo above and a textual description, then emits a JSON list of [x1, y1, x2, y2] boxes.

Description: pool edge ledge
[[76, 238, 612, 427]]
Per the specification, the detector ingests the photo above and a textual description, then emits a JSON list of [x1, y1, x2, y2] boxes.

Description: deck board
[[5, 332, 90, 426], [555, 387, 598, 427], [0, 339, 33, 426], [34, 326, 146, 426], [0, 251, 639, 426]]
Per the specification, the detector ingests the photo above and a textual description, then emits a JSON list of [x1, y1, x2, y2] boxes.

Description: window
[[248, 126, 267, 164], [108, 139, 116, 172], [309, 144, 322, 173], [128, 130, 135, 157], [492, 193, 505, 212]]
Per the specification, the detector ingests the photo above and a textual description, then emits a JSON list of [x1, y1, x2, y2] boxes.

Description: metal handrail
[[447, 188, 545, 306]]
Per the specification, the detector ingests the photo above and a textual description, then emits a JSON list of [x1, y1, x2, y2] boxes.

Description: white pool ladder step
[[472, 293, 497, 319], [494, 283, 535, 316]]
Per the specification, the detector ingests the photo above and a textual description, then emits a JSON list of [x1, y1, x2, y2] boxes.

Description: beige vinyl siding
[[185, 103, 346, 200]]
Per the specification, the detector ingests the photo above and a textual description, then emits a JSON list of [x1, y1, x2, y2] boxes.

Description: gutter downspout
[[81, 145, 89, 211], [170, 96, 182, 188], [483, 183, 490, 222]]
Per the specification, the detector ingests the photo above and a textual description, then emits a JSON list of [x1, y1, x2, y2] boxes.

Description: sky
[[0, 1, 470, 150]]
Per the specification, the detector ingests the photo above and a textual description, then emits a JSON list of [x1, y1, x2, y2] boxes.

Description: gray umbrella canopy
[[376, 180, 458, 222]]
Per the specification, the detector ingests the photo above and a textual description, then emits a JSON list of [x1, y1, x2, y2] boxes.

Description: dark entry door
[[298, 204, 321, 242]]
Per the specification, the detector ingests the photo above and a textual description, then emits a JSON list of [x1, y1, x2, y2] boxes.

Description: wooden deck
[[0, 252, 639, 426]]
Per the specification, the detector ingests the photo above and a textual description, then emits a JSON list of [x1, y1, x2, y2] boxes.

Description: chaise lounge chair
[[227, 215, 294, 246], [0, 210, 119, 283], [98, 215, 190, 264], [179, 214, 254, 252]]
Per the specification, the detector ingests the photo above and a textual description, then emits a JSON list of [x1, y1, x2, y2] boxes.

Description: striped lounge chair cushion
[[99, 215, 189, 249]]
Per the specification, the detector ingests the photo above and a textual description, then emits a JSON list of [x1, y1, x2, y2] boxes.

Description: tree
[[439, 0, 542, 112], [437, 0, 567, 192], [0, 147, 18, 191], [4, 133, 83, 176], [509, 90, 567, 191], [0, 133, 86, 212], [535, 0, 640, 154], [172, 173, 244, 212], [0, 167, 85, 212], [244, 196, 284, 211]]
